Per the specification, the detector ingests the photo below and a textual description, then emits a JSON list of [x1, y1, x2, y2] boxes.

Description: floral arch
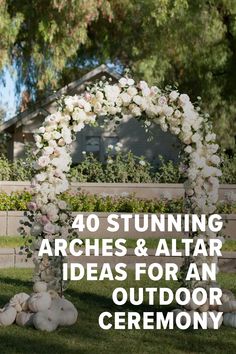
[[22, 76, 222, 294]]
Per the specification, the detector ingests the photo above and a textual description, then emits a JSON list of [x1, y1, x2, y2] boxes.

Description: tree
[[73, 0, 236, 150], [0, 0, 112, 93], [0, 0, 235, 150]]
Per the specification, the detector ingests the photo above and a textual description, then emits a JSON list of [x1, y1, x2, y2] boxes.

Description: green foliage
[[0, 191, 32, 211], [0, 153, 34, 181], [1, 149, 236, 183], [155, 155, 181, 183], [220, 153, 236, 184], [74, 0, 236, 150], [69, 151, 178, 183], [0, 1, 235, 149], [1, 0, 112, 93], [0, 191, 235, 213]]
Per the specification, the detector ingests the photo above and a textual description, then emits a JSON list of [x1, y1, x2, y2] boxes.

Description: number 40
[[72, 214, 100, 232]]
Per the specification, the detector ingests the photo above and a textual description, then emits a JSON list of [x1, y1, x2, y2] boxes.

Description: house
[[0, 65, 180, 164]]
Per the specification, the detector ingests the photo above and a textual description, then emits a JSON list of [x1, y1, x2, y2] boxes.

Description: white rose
[[184, 146, 192, 154], [127, 86, 138, 97], [37, 156, 50, 168], [205, 133, 216, 142], [61, 127, 72, 144], [139, 160, 146, 166], [104, 85, 121, 103], [139, 81, 148, 90], [150, 86, 160, 95], [73, 122, 85, 132], [38, 127, 46, 134], [96, 91, 104, 102], [51, 131, 61, 140], [162, 105, 174, 117], [169, 90, 179, 102], [178, 94, 190, 106], [142, 87, 151, 96], [158, 96, 167, 106], [174, 109, 182, 118], [43, 146, 54, 155], [191, 133, 202, 143], [119, 78, 128, 87], [35, 172, 47, 182], [43, 132, 51, 141], [72, 109, 87, 122], [133, 95, 143, 106], [120, 92, 132, 105], [127, 78, 135, 86], [58, 200, 67, 209]]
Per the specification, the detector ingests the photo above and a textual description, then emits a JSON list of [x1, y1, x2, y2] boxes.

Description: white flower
[[174, 109, 182, 118], [120, 92, 132, 105], [158, 96, 167, 106], [127, 78, 135, 86], [37, 156, 50, 168], [210, 155, 220, 165], [51, 131, 61, 140], [119, 78, 128, 87], [43, 146, 54, 155], [61, 127, 72, 144], [142, 87, 151, 96], [43, 132, 51, 141], [169, 90, 179, 101], [72, 109, 87, 122], [104, 85, 120, 103], [191, 133, 202, 143], [133, 95, 143, 106], [139, 81, 148, 90], [127, 86, 138, 97], [185, 146, 192, 154], [73, 122, 85, 132], [162, 105, 174, 117], [205, 133, 216, 142], [38, 127, 46, 134], [95, 91, 104, 102], [58, 200, 67, 209], [139, 160, 146, 166], [130, 104, 141, 116], [44, 222, 56, 234], [150, 86, 160, 95], [35, 172, 47, 182], [178, 94, 190, 106]]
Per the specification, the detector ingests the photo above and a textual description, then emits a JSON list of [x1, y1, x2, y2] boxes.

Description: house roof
[[0, 64, 121, 133]]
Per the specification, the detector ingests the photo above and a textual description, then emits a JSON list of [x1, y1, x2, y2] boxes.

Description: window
[[85, 136, 100, 159]]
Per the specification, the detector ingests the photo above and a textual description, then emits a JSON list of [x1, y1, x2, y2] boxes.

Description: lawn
[[0, 269, 235, 354]]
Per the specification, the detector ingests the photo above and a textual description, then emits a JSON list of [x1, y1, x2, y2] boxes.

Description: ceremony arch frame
[[21, 76, 222, 293]]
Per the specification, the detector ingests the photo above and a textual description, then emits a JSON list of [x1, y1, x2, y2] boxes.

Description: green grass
[[0, 236, 236, 252], [0, 269, 235, 354]]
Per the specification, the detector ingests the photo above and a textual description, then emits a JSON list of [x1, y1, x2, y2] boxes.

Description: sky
[[0, 67, 23, 121], [0, 62, 121, 122]]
